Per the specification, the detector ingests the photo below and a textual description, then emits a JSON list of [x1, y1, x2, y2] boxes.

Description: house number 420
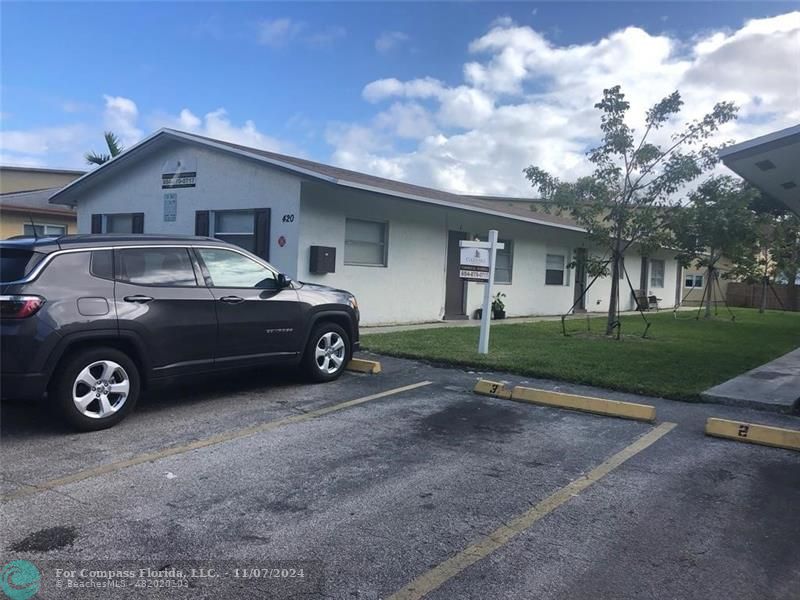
[[282, 214, 295, 223]]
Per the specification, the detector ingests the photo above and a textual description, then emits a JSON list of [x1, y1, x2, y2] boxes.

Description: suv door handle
[[123, 295, 154, 304], [220, 295, 245, 304]]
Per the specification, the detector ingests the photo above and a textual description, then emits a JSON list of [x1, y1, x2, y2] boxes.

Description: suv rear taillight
[[0, 295, 45, 319]]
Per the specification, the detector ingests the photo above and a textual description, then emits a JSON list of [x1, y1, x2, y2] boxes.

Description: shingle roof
[[188, 132, 583, 231], [50, 128, 584, 232], [0, 187, 75, 217]]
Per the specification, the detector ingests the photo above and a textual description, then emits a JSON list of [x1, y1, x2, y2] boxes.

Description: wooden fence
[[726, 282, 799, 311]]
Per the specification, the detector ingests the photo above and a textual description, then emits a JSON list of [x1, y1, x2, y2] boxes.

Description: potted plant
[[492, 292, 507, 319]]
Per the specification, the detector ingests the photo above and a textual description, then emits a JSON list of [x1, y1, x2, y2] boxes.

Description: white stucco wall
[[297, 183, 684, 326], [74, 141, 302, 277], [298, 183, 450, 325], [71, 145, 682, 326]]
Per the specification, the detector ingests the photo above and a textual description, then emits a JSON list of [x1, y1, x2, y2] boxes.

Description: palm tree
[[85, 131, 123, 166]]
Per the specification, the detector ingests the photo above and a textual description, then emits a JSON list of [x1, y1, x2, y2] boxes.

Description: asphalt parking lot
[[2, 354, 799, 599]]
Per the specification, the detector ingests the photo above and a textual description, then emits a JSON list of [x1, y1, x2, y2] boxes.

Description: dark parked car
[[1, 235, 360, 430]]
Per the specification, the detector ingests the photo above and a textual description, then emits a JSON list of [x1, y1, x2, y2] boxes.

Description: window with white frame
[[685, 274, 704, 288], [650, 259, 665, 288], [23, 223, 66, 237], [213, 210, 256, 253], [545, 253, 566, 285], [344, 218, 388, 266]]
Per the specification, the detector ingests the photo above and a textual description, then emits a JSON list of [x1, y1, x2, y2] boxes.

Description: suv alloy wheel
[[304, 323, 350, 382], [52, 347, 141, 431]]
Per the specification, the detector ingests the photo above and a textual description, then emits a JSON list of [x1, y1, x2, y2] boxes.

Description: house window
[[213, 210, 256, 253], [545, 253, 566, 285], [685, 274, 704, 288], [650, 259, 665, 288], [477, 237, 513, 284], [23, 223, 66, 237], [344, 218, 388, 266]]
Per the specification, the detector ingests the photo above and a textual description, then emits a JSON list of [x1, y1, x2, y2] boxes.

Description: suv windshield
[[0, 247, 45, 283]]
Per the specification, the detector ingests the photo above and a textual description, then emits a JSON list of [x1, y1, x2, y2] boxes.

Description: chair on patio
[[647, 295, 662, 311], [633, 289, 649, 311]]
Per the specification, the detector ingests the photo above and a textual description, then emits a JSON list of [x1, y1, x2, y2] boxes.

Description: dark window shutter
[[132, 213, 144, 234], [91, 214, 102, 233], [195, 211, 210, 237], [254, 208, 271, 261]]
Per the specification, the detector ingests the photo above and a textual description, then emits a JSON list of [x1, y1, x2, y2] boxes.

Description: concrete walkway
[[701, 347, 800, 413], [362, 308, 694, 334]]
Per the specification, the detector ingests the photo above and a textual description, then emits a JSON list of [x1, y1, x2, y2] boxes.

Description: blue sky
[[1, 2, 798, 194]]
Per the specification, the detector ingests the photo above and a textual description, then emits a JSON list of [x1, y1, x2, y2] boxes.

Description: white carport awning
[[719, 124, 800, 215]]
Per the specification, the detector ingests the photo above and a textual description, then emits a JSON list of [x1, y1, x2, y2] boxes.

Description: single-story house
[[720, 124, 800, 216], [49, 129, 683, 325]]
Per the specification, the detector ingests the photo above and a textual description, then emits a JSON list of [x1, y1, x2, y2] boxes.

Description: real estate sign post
[[460, 230, 504, 354]]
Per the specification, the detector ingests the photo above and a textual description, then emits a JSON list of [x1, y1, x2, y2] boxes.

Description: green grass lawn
[[361, 308, 800, 401]]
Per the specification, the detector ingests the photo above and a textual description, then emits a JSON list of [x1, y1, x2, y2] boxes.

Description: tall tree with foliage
[[737, 192, 800, 312], [85, 131, 124, 166], [525, 85, 738, 335], [670, 176, 758, 318]]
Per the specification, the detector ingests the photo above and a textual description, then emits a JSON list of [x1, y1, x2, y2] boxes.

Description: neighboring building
[[49, 129, 682, 326], [679, 256, 734, 307], [0, 165, 85, 194], [0, 165, 82, 239], [720, 124, 800, 216], [0, 188, 77, 239]]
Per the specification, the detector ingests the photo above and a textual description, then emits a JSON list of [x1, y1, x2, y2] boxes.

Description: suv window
[[0, 248, 45, 283], [197, 248, 277, 288], [90, 250, 114, 280], [116, 247, 197, 287]]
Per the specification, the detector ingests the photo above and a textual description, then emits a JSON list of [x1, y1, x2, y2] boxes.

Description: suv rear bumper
[[1, 372, 48, 400]]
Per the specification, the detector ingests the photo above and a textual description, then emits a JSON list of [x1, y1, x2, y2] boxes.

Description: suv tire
[[51, 347, 140, 431], [303, 322, 350, 382]]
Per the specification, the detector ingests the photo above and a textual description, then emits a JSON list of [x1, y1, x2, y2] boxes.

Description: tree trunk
[[606, 242, 621, 336], [787, 268, 798, 312], [704, 261, 715, 319], [759, 276, 768, 313]]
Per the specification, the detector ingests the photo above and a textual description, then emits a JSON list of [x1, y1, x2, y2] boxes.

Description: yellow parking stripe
[[705, 418, 800, 452], [2, 380, 432, 502], [510, 386, 656, 423], [388, 422, 677, 600]]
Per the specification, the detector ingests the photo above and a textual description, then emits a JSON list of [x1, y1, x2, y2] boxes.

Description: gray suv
[[1, 235, 360, 431]]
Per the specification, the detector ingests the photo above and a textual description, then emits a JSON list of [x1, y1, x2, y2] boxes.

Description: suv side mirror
[[277, 273, 291, 288]]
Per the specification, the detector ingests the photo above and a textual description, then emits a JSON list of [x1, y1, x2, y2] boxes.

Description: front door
[[114, 246, 218, 377], [194, 247, 302, 368], [573, 248, 588, 312], [445, 231, 468, 319]]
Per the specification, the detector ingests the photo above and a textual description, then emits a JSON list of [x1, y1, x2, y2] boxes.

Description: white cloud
[[375, 31, 409, 53], [103, 95, 142, 148], [257, 18, 304, 47], [0, 96, 298, 168], [256, 17, 346, 48], [329, 11, 800, 195]]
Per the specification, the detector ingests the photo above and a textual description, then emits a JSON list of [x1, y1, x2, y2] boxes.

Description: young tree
[[670, 176, 758, 318], [85, 131, 124, 166], [525, 85, 737, 335], [740, 192, 800, 312]]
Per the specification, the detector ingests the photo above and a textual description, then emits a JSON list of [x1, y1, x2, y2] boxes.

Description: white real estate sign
[[460, 231, 504, 354], [459, 247, 490, 281]]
